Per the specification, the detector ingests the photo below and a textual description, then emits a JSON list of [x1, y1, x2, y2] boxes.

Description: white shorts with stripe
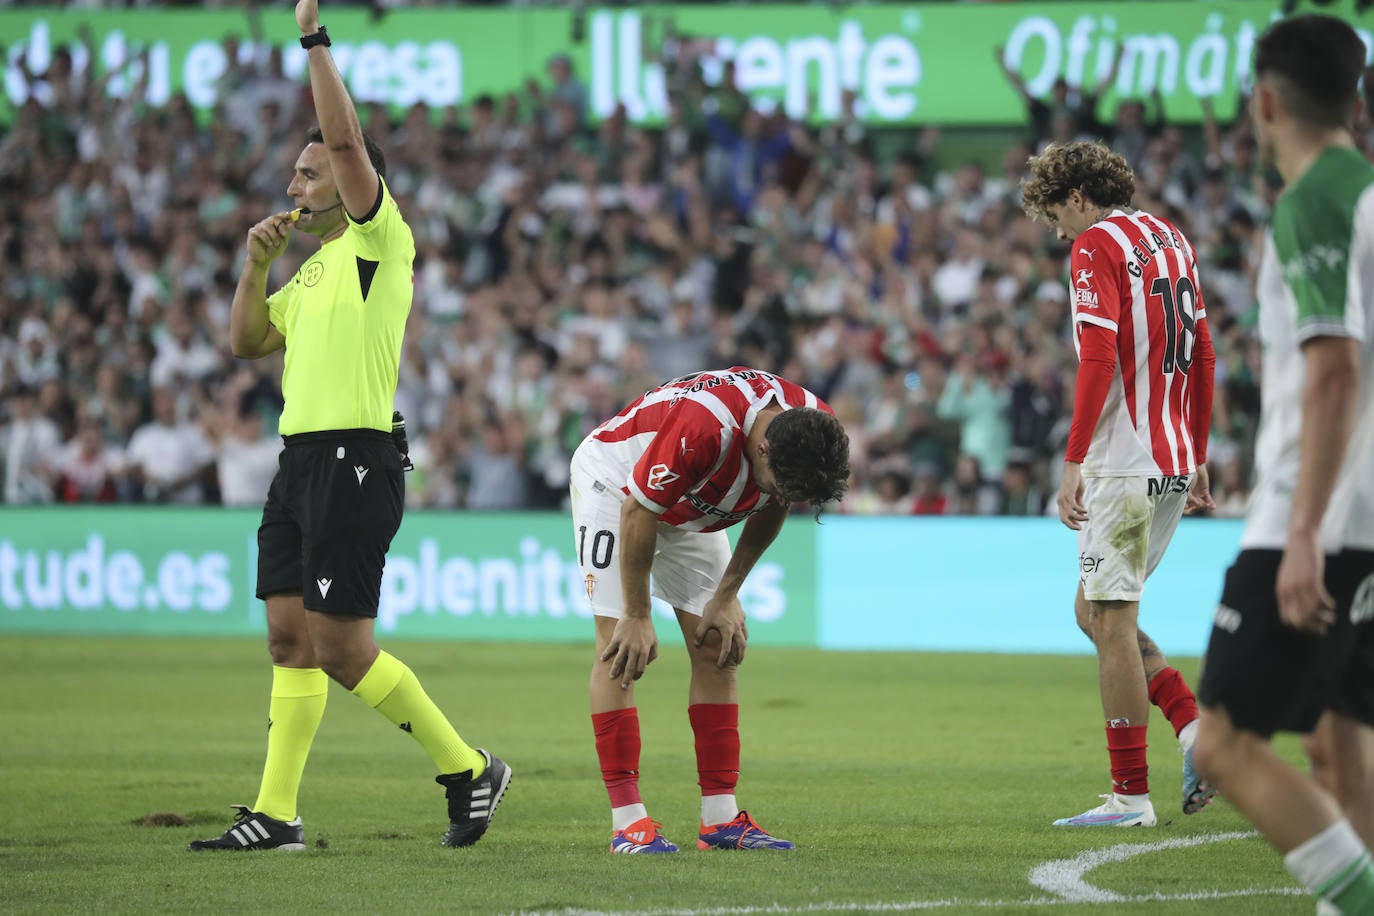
[[1077, 474, 1191, 602], [570, 446, 729, 619]]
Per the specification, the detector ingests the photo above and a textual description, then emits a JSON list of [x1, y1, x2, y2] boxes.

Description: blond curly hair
[[1020, 141, 1135, 224]]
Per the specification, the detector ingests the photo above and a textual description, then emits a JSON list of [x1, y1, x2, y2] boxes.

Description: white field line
[[512, 888, 1305, 916], [1029, 829, 1267, 902], [507, 831, 1305, 916]]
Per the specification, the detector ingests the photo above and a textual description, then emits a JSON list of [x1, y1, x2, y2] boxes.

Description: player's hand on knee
[[601, 616, 658, 688], [696, 596, 749, 668]]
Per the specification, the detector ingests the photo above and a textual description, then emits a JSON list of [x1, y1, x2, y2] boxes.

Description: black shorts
[[1198, 548, 1374, 736], [256, 429, 404, 617]]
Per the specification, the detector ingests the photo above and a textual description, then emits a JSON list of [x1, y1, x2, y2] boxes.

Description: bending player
[[570, 367, 849, 853]]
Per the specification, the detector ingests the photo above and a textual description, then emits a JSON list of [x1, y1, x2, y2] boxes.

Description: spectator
[[1, 385, 60, 504], [948, 452, 1001, 516], [911, 464, 947, 515], [151, 305, 222, 388], [0, 21, 1289, 515], [936, 356, 1012, 481], [54, 421, 121, 503], [999, 460, 1045, 516], [995, 43, 1122, 149], [198, 382, 281, 508], [123, 386, 214, 504], [545, 54, 588, 138], [462, 417, 528, 510]]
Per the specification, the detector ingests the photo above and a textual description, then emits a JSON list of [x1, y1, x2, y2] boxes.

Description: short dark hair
[[305, 126, 387, 180], [1255, 15, 1366, 129], [1020, 140, 1135, 224], [764, 407, 850, 508]]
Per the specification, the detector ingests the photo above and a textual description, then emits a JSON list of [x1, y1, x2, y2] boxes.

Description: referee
[[189, 0, 510, 852]]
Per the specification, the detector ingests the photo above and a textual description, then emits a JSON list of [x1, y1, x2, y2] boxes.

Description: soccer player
[[571, 367, 849, 853], [188, 0, 509, 851], [1192, 15, 1374, 914], [1021, 140, 1218, 827]]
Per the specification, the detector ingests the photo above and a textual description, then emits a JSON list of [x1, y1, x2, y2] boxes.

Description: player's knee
[[1074, 604, 1094, 639], [689, 630, 722, 666], [265, 629, 314, 667], [1088, 601, 1137, 639], [317, 652, 373, 690]]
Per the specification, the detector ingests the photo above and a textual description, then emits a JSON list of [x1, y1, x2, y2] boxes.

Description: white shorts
[[570, 448, 730, 619], [1077, 474, 1191, 602]]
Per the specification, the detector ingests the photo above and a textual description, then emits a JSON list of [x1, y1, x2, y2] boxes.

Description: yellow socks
[[351, 651, 485, 777], [253, 666, 328, 822]]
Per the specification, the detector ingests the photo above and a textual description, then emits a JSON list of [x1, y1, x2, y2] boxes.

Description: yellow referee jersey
[[267, 177, 413, 436]]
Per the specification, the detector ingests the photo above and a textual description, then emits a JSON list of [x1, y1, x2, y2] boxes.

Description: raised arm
[[1089, 44, 1125, 99], [296, 0, 380, 219], [1199, 96, 1224, 169], [994, 45, 1032, 100]]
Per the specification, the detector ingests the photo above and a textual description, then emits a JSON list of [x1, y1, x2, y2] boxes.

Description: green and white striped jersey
[[1243, 146, 1374, 551]]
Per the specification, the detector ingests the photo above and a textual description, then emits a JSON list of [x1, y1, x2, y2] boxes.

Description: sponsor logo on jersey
[[1075, 269, 1094, 289], [1283, 243, 1346, 281], [1078, 248, 1096, 261], [1075, 289, 1099, 308], [646, 464, 679, 491], [1080, 553, 1104, 575], [1147, 475, 1191, 496], [685, 492, 758, 522]]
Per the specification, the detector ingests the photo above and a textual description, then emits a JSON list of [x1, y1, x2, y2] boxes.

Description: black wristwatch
[[300, 26, 331, 50]]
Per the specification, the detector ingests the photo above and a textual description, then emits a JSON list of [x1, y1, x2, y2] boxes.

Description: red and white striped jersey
[[580, 367, 829, 532], [1067, 209, 1213, 477]]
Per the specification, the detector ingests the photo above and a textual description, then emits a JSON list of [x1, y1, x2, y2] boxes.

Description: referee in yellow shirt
[[189, 0, 510, 851]]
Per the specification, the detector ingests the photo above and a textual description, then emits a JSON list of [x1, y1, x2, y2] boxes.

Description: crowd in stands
[[0, 24, 1320, 516]]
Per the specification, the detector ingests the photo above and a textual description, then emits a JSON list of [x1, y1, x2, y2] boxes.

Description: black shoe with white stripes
[[187, 805, 305, 851], [436, 749, 511, 847]]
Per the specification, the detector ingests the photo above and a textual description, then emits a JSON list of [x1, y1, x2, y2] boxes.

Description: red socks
[[1103, 666, 1196, 797], [1107, 723, 1149, 797], [689, 703, 740, 796], [592, 708, 642, 807], [1148, 667, 1200, 737], [595, 704, 740, 807]]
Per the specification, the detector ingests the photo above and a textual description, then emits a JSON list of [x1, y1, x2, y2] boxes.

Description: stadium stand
[[0, 12, 1317, 516]]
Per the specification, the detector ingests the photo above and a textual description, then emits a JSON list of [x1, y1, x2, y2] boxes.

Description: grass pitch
[[0, 635, 1312, 914]]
